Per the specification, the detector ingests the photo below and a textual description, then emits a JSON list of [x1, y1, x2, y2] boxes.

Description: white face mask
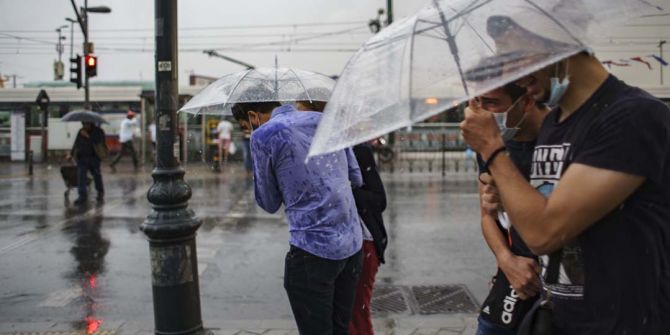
[[493, 96, 526, 141]]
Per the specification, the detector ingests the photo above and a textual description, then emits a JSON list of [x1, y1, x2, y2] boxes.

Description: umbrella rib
[[445, 3, 495, 54], [407, 13, 421, 121], [227, 68, 256, 104], [431, 0, 469, 96], [363, 21, 450, 52], [363, 1, 493, 52], [287, 68, 312, 102], [446, 0, 494, 23], [523, 0, 584, 46]]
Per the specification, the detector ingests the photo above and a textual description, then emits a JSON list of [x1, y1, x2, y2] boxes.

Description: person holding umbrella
[[65, 121, 107, 205], [232, 86, 364, 335], [461, 10, 670, 334], [296, 95, 389, 335]]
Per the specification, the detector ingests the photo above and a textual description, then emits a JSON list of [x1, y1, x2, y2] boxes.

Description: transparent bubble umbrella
[[308, 0, 663, 157], [178, 67, 336, 115]]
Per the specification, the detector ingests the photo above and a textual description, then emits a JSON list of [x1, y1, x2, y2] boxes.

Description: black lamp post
[[140, 0, 204, 334]]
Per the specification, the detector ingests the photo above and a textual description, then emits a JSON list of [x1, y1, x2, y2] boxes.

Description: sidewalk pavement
[[0, 160, 484, 335], [0, 314, 478, 335]]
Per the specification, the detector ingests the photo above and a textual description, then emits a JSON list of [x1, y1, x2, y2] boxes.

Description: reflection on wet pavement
[[0, 163, 492, 327]]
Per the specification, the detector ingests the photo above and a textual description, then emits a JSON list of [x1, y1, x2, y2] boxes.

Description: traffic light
[[69, 55, 82, 89], [85, 55, 98, 78]]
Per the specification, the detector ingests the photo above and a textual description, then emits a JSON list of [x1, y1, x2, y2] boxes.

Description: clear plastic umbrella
[[308, 0, 664, 157], [179, 67, 336, 115], [61, 110, 108, 124]]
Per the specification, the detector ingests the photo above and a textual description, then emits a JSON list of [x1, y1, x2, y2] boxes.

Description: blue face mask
[[547, 61, 570, 108], [547, 76, 570, 108], [493, 96, 526, 141]]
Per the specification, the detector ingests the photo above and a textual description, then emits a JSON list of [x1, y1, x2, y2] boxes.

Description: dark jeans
[[284, 245, 363, 335], [111, 141, 138, 168], [76, 156, 104, 199], [476, 316, 518, 335]]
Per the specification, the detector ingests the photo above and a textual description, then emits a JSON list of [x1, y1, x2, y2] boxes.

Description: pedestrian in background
[[148, 121, 157, 163], [110, 109, 139, 172], [66, 121, 107, 205], [231, 107, 253, 177], [216, 118, 234, 166]]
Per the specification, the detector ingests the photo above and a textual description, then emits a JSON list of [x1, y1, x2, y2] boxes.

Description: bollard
[[28, 150, 34, 176]]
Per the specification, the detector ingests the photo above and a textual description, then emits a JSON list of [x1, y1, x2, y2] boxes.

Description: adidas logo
[[482, 305, 490, 314]]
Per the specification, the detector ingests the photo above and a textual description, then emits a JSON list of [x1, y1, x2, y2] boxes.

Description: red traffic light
[[84, 55, 98, 77], [85, 55, 97, 67]]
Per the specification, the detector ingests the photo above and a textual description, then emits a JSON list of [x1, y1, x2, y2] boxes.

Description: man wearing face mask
[[231, 87, 364, 335], [469, 82, 549, 335], [461, 13, 670, 335]]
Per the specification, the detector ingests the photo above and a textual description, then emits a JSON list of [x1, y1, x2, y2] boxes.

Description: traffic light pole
[[83, 0, 90, 104], [386, 0, 393, 26], [141, 0, 205, 334], [69, 0, 89, 103]]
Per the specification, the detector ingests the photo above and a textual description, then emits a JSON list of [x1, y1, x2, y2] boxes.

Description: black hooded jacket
[[352, 143, 388, 263]]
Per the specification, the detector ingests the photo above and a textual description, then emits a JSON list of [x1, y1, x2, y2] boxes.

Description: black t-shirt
[[530, 75, 670, 334], [477, 139, 536, 259]]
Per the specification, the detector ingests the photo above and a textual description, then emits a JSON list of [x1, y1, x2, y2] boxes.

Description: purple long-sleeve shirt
[[250, 105, 363, 260]]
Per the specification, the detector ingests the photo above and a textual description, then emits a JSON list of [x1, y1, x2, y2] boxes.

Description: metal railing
[[377, 123, 478, 175]]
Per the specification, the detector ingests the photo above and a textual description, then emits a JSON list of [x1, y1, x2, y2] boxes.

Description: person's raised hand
[[460, 99, 504, 160]]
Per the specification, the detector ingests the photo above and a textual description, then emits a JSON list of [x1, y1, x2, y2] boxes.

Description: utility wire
[[0, 20, 369, 34]]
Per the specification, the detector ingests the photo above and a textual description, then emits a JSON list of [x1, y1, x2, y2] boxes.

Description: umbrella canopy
[[179, 67, 336, 115], [61, 110, 108, 124], [308, 0, 664, 157]]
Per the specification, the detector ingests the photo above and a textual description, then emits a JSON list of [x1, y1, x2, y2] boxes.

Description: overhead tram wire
[[0, 24, 371, 51], [0, 20, 368, 34]]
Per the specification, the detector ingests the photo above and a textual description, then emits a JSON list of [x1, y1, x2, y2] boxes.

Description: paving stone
[[261, 331, 291, 335], [411, 329, 440, 335]]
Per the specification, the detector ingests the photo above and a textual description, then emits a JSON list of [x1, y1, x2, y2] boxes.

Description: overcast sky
[[0, 0, 668, 88]]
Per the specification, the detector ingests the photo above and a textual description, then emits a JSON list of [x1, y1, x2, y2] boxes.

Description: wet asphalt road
[[0, 162, 493, 327]]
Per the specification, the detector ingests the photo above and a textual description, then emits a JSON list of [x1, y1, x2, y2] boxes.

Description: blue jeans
[[476, 316, 517, 335]]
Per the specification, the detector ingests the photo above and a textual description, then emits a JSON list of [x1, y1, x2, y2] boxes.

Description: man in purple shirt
[[233, 97, 363, 335]]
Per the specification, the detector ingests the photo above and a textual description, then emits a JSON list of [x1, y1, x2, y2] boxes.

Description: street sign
[[53, 61, 65, 80], [84, 42, 94, 54]]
